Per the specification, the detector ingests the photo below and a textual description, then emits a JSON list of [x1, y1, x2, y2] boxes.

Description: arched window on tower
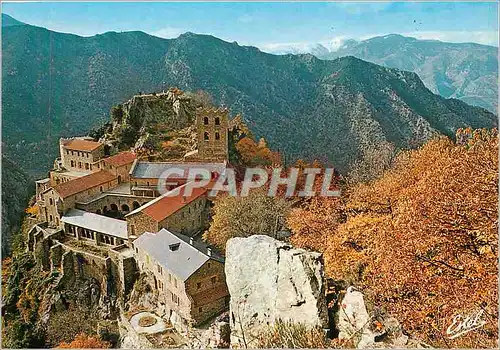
[[215, 117, 220, 125], [204, 132, 210, 141], [203, 116, 209, 125], [215, 132, 220, 140]]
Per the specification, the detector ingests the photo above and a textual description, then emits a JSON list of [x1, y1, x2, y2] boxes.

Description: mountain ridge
[[2, 14, 496, 178], [1, 13, 497, 252], [1, 13, 26, 27], [314, 34, 498, 113]]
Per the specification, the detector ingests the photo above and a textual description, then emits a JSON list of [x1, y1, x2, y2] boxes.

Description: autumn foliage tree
[[288, 129, 498, 348], [203, 188, 291, 251], [236, 136, 280, 166], [25, 205, 38, 216], [58, 333, 110, 348], [347, 140, 398, 184]]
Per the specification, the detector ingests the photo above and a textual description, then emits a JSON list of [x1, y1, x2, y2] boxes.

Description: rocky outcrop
[[337, 286, 375, 348], [128, 273, 161, 311], [1, 157, 32, 257], [186, 312, 230, 349], [118, 313, 156, 349], [337, 287, 425, 349], [225, 235, 328, 348], [102, 90, 198, 158]]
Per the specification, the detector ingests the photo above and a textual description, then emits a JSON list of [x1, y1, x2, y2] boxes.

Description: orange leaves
[[1, 258, 12, 296], [287, 129, 498, 347], [2, 258, 12, 282], [161, 140, 174, 149], [236, 136, 280, 166], [25, 205, 38, 216], [236, 137, 258, 163], [288, 196, 342, 253], [57, 333, 110, 348]]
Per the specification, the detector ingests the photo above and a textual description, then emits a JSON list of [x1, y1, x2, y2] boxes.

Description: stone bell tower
[[195, 107, 229, 162]]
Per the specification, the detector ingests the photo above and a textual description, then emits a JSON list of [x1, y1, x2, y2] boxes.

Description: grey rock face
[[338, 287, 375, 348], [187, 312, 231, 349], [337, 287, 414, 349], [225, 235, 328, 348]]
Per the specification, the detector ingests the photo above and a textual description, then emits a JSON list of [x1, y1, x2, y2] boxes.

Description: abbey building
[[30, 105, 230, 329]]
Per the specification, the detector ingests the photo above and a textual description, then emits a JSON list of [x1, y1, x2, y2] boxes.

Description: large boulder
[[338, 286, 375, 348], [337, 287, 416, 349], [225, 235, 328, 348]]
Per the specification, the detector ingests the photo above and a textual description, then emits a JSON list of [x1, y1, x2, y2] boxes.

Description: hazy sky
[[3, 2, 498, 52]]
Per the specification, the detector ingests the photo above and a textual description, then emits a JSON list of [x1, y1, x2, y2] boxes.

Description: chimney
[[189, 237, 193, 245], [169, 243, 180, 251], [207, 247, 212, 256]]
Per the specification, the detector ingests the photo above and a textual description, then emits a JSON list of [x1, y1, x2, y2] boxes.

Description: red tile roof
[[103, 151, 136, 167], [142, 186, 208, 222], [53, 170, 116, 198], [62, 139, 103, 152]]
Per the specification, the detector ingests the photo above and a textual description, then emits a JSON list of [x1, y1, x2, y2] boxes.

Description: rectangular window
[[197, 282, 202, 289], [211, 276, 217, 284], [172, 293, 179, 305], [174, 277, 177, 288], [199, 307, 203, 313]]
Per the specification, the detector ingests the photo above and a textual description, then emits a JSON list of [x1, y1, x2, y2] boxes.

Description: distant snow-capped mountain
[[263, 34, 497, 113]]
